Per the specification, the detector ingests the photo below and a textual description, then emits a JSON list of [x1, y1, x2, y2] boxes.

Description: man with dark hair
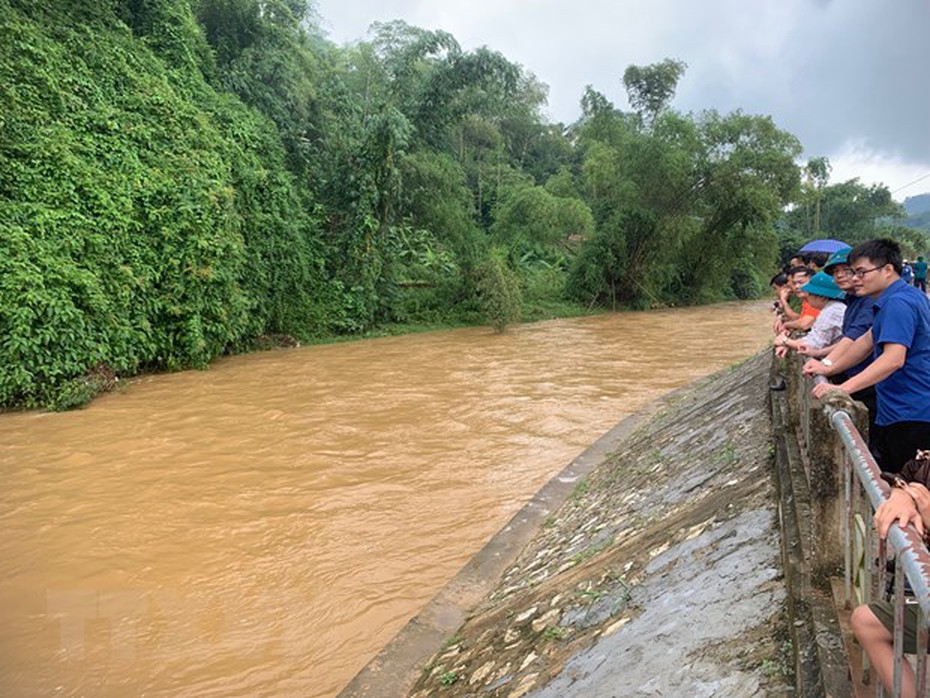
[[775, 267, 818, 334], [802, 247, 878, 435], [770, 272, 791, 334], [808, 238, 930, 472], [806, 251, 830, 271], [789, 254, 807, 269]]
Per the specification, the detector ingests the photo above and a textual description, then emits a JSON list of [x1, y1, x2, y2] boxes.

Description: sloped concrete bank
[[341, 352, 797, 698]]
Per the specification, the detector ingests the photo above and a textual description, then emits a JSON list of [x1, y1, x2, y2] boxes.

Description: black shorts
[[871, 421, 930, 473]]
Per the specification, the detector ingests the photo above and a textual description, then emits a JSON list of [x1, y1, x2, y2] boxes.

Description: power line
[[891, 171, 930, 194]]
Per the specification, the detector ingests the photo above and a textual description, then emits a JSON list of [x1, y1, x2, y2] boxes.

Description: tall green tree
[[622, 58, 687, 128], [803, 156, 831, 235], [782, 176, 905, 244], [674, 110, 801, 300]]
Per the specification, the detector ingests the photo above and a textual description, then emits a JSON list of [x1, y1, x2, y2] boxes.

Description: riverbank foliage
[[0, 1, 922, 408]]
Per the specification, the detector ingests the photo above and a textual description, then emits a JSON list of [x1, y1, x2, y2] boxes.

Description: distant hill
[[904, 193, 930, 216], [904, 193, 930, 232]]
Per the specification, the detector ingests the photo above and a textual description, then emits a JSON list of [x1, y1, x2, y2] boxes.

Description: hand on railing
[[875, 487, 926, 539], [802, 358, 830, 378], [811, 379, 841, 400]]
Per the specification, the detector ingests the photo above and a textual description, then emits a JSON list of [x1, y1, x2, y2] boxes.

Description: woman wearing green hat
[[774, 271, 846, 356]]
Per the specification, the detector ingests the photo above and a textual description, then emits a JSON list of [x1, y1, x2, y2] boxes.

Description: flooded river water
[[0, 303, 774, 697]]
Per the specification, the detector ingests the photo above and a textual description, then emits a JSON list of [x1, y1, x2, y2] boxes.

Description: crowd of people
[[770, 238, 930, 696]]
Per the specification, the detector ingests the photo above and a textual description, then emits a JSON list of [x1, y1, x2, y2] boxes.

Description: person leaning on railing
[[804, 239, 930, 474], [852, 450, 930, 698], [800, 247, 879, 436], [770, 272, 790, 334], [774, 266, 817, 335], [774, 271, 846, 359]]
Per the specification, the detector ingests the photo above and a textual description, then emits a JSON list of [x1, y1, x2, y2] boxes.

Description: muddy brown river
[[0, 303, 774, 697]]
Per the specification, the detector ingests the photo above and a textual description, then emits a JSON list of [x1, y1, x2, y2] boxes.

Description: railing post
[[892, 551, 905, 697], [844, 453, 853, 606], [918, 604, 928, 695], [807, 395, 845, 576], [784, 353, 802, 433], [781, 353, 930, 697], [806, 386, 870, 582]]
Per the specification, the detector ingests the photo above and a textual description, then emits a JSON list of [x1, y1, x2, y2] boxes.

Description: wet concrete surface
[[404, 351, 793, 697], [530, 508, 781, 698]]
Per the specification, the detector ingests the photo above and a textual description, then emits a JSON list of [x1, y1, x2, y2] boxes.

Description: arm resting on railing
[[811, 342, 906, 400], [803, 328, 874, 379]]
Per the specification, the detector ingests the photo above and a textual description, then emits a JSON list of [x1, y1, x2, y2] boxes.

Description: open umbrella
[[799, 239, 849, 254]]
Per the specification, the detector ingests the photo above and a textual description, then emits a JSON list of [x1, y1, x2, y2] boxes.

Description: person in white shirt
[[774, 271, 846, 357]]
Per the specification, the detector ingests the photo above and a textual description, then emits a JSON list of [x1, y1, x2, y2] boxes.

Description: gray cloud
[[315, 0, 930, 192], [780, 2, 930, 161]]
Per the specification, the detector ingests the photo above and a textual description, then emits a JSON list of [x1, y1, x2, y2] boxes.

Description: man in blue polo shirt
[[809, 238, 930, 472], [802, 246, 878, 432]]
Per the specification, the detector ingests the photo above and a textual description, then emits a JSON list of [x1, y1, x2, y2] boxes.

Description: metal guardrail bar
[[918, 605, 929, 695], [829, 408, 930, 622], [818, 403, 930, 697], [844, 452, 853, 602], [782, 356, 930, 694]]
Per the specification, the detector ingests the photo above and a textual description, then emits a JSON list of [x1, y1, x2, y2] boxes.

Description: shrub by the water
[[475, 251, 522, 332]]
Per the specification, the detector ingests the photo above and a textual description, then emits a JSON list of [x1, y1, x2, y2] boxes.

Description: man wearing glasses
[[799, 248, 878, 434], [804, 239, 930, 472]]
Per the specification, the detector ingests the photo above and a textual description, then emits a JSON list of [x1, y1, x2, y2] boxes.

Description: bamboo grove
[[0, 0, 922, 408]]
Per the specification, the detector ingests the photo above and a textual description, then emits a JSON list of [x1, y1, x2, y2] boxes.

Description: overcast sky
[[314, 0, 930, 202]]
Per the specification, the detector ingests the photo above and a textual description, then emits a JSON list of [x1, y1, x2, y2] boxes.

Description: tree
[[820, 179, 904, 241], [574, 86, 630, 145], [475, 249, 522, 332], [567, 207, 659, 308], [674, 110, 801, 300], [622, 59, 687, 128], [544, 166, 578, 199], [398, 150, 480, 259], [572, 97, 702, 304], [491, 184, 594, 253], [782, 177, 905, 244], [194, 0, 323, 173], [802, 156, 831, 235]]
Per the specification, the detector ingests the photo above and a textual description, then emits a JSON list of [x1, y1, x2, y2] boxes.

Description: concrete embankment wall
[[341, 351, 843, 697]]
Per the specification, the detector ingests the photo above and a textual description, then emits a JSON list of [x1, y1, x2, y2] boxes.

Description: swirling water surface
[[0, 303, 773, 697]]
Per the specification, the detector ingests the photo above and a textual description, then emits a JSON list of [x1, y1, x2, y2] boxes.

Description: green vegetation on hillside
[[1, 0, 925, 409], [903, 194, 930, 233], [776, 157, 929, 263]]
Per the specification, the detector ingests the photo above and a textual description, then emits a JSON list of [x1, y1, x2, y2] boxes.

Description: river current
[[0, 302, 774, 697]]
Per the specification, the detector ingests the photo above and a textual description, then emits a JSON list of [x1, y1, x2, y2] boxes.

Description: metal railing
[[799, 371, 930, 697]]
